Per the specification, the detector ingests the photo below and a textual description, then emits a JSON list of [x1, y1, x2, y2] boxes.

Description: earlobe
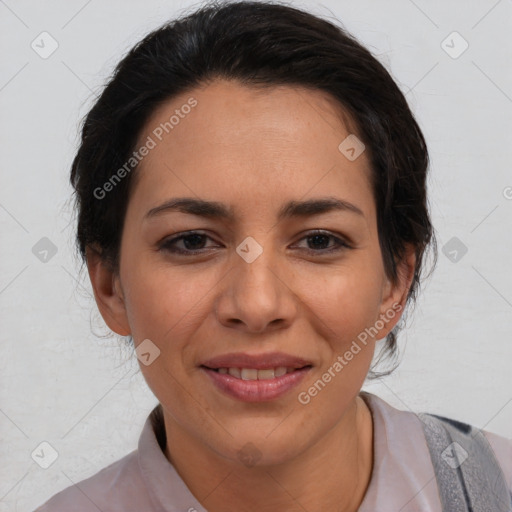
[[388, 246, 416, 309], [377, 245, 416, 337], [85, 246, 131, 336]]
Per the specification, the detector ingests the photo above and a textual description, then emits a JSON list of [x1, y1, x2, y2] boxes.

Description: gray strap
[[418, 412, 512, 512]]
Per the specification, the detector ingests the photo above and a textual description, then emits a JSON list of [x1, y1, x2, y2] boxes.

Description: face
[[90, 79, 412, 466]]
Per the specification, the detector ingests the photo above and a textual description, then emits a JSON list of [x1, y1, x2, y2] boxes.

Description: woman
[[35, 1, 512, 511]]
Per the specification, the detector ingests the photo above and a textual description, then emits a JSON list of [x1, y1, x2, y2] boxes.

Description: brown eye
[[295, 230, 351, 254], [159, 231, 219, 255], [158, 230, 350, 257]]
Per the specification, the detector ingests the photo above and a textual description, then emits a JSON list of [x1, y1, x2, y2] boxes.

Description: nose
[[214, 243, 298, 334]]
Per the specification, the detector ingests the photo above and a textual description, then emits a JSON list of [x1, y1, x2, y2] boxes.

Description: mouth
[[202, 365, 312, 380], [199, 352, 313, 402]]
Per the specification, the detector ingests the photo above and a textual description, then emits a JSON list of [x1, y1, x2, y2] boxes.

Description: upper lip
[[201, 352, 313, 370]]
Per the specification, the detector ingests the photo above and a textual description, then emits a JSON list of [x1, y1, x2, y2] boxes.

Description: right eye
[[158, 231, 221, 255]]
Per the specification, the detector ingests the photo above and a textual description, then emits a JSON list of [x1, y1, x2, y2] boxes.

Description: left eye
[[295, 231, 350, 253], [158, 230, 350, 255]]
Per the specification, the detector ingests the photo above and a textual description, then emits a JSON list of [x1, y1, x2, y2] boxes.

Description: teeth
[[274, 366, 287, 377], [241, 368, 258, 380], [228, 367, 241, 378], [257, 368, 275, 380], [217, 366, 293, 380]]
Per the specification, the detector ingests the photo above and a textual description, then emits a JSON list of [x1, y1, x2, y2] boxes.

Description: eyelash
[[158, 230, 351, 256]]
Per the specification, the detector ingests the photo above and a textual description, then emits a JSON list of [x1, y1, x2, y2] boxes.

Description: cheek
[[121, 258, 214, 343], [301, 262, 384, 347], [122, 248, 384, 351], [121, 264, 214, 409], [294, 269, 380, 423]]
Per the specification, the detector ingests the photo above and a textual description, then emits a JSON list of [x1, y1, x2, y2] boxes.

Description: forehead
[[129, 79, 375, 221]]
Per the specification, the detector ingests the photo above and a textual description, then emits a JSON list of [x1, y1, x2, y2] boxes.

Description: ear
[[85, 245, 131, 336], [375, 244, 416, 339]]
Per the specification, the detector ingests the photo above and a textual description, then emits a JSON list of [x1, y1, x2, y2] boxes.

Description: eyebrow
[[144, 196, 365, 221]]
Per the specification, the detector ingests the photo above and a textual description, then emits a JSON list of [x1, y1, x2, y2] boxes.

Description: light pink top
[[35, 391, 512, 511]]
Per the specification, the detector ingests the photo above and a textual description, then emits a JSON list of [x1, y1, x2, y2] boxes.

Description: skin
[[87, 78, 415, 512]]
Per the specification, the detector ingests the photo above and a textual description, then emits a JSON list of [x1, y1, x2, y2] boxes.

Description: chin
[[210, 429, 306, 468]]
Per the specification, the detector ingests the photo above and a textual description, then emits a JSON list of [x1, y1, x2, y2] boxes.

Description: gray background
[[1, 0, 511, 510]]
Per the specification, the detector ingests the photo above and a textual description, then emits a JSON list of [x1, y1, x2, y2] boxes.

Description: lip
[[199, 351, 313, 402], [201, 366, 312, 402], [200, 351, 313, 370]]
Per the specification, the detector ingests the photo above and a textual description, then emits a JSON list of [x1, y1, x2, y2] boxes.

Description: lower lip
[[201, 366, 311, 402]]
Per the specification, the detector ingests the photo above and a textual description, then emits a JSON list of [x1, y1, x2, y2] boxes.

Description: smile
[[201, 364, 312, 402], [212, 367, 299, 380]]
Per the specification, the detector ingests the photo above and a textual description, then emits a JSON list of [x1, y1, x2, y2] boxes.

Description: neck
[[163, 394, 374, 512]]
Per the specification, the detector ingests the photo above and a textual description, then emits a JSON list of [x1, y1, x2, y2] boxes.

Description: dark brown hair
[[70, 0, 437, 378]]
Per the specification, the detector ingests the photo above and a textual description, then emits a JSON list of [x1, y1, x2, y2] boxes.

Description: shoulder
[[418, 408, 512, 489], [33, 449, 151, 511], [483, 429, 512, 490], [362, 391, 512, 496]]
